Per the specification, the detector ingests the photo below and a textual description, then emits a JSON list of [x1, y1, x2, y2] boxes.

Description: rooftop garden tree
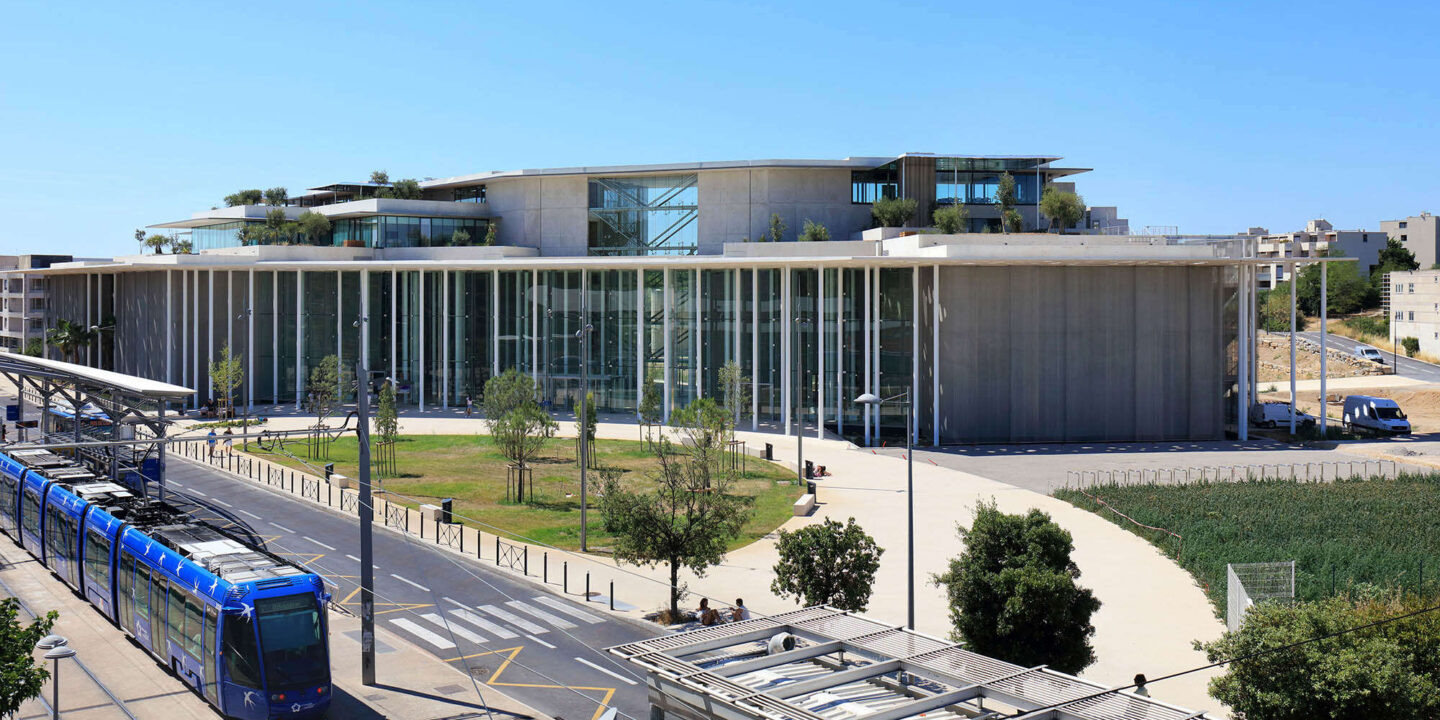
[[798, 219, 831, 242], [772, 517, 884, 611], [224, 189, 263, 207], [172, 238, 193, 254], [763, 213, 787, 242], [872, 197, 917, 228], [933, 205, 968, 234], [450, 227, 471, 246], [933, 500, 1100, 674], [263, 187, 289, 206], [1039, 188, 1085, 233], [996, 173, 1018, 233], [483, 222, 497, 246], [134, 228, 145, 253], [381, 178, 423, 200], [599, 426, 753, 617], [144, 233, 170, 254], [297, 211, 332, 245], [369, 170, 390, 186]]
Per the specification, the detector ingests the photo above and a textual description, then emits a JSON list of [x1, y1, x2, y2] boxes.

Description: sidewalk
[[177, 408, 1228, 717], [0, 529, 545, 720]]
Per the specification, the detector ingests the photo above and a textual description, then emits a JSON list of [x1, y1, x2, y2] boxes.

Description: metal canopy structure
[[0, 351, 194, 498], [610, 606, 1205, 720]]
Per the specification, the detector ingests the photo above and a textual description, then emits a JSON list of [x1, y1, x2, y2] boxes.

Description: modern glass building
[[38, 154, 1264, 445]]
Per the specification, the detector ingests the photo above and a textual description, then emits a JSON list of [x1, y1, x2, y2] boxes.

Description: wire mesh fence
[[1065, 459, 1411, 491], [1227, 561, 1296, 631]]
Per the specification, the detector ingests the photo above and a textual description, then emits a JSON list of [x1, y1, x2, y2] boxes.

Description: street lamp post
[[36, 634, 73, 720], [854, 390, 913, 630], [577, 319, 593, 552]]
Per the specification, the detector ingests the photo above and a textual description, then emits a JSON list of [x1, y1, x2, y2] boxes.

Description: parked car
[[1356, 345, 1385, 364], [1342, 395, 1411, 435], [1249, 402, 1317, 429]]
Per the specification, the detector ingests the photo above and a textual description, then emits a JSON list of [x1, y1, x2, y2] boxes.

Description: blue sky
[[2, 0, 1436, 256]]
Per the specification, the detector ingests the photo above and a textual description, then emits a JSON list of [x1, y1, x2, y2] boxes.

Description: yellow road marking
[[445, 644, 618, 720]]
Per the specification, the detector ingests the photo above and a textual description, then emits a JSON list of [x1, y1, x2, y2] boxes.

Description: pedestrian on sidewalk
[[465, 394, 474, 417], [1, 422, 7, 443], [223, 427, 234, 454], [207, 429, 218, 457]]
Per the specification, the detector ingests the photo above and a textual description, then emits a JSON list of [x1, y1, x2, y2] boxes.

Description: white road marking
[[442, 599, 518, 639], [391, 574, 431, 592], [346, 554, 361, 562], [189, 489, 207, 497], [506, 600, 576, 629], [420, 613, 487, 644], [239, 509, 262, 519], [389, 618, 455, 649], [527, 634, 557, 649], [303, 536, 336, 551], [532, 596, 605, 624], [576, 657, 637, 685], [211, 498, 233, 508], [478, 604, 547, 634], [268, 522, 295, 534]]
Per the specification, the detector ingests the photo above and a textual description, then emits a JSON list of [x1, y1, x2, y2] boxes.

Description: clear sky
[[2, 0, 1436, 257]]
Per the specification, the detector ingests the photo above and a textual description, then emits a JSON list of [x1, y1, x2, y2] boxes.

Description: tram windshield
[[256, 594, 327, 688]]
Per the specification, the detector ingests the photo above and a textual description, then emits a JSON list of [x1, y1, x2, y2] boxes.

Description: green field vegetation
[[1055, 476, 1440, 610], [247, 434, 800, 551]]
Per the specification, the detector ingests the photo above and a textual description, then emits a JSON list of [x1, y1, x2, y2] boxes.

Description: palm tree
[[144, 233, 169, 254], [45, 319, 96, 364]]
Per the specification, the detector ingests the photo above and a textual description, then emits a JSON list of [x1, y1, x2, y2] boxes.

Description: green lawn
[[246, 434, 801, 551], [1055, 476, 1440, 611]]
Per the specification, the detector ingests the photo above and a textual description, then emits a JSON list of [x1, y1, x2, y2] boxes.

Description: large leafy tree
[[599, 429, 753, 616], [933, 501, 1100, 674], [872, 197, 917, 228], [223, 189, 263, 207], [1258, 282, 1307, 332], [1038, 188, 1085, 233], [45, 318, 95, 363], [380, 178, 423, 200], [1296, 252, 1376, 315], [297, 211, 332, 245], [0, 598, 57, 716], [1371, 238, 1420, 291], [1200, 593, 1440, 720], [263, 187, 289, 206], [772, 517, 884, 611]]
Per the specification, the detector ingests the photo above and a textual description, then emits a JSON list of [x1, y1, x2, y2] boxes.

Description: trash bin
[[442, 498, 454, 525], [324, 462, 335, 480], [804, 460, 814, 479], [764, 443, 773, 460], [806, 480, 816, 497]]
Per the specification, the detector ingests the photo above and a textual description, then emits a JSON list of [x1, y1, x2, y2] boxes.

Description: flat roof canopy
[[0, 351, 194, 400]]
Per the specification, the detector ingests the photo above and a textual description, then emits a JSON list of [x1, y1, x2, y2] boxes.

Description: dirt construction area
[[1264, 384, 1440, 434], [1256, 332, 1385, 383]]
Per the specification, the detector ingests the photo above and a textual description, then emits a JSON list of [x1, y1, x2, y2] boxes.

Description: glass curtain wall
[[254, 271, 277, 403], [877, 268, 914, 440], [836, 268, 867, 436], [451, 271, 492, 404], [367, 271, 394, 391], [587, 270, 638, 413], [755, 269, 782, 423], [738, 269, 756, 427], [667, 270, 696, 410], [276, 272, 299, 404], [396, 271, 421, 405], [537, 271, 583, 409], [791, 269, 819, 430], [588, 175, 700, 256], [497, 271, 533, 378], [422, 271, 445, 406], [339, 272, 361, 401], [301, 272, 339, 405], [700, 270, 736, 412]]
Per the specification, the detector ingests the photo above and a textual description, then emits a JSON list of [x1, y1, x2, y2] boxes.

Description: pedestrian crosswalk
[[389, 595, 610, 651]]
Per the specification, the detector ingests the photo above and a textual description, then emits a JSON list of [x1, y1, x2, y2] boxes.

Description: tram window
[[185, 594, 203, 658], [222, 615, 261, 687], [119, 552, 134, 627], [134, 565, 151, 619], [203, 605, 219, 703], [84, 528, 110, 590], [21, 490, 38, 535], [168, 583, 185, 647]]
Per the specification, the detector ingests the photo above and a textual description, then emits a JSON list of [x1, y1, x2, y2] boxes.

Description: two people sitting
[[696, 597, 749, 626]]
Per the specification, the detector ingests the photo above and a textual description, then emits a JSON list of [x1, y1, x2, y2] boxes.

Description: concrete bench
[[792, 494, 816, 516]]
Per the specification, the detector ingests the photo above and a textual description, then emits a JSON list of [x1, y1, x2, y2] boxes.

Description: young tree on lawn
[[306, 354, 345, 426], [1038, 188, 1085, 233], [0, 598, 57, 716], [1200, 593, 1440, 720], [638, 368, 663, 442], [798, 219, 830, 242], [482, 369, 538, 429], [208, 343, 244, 419], [573, 390, 597, 463], [599, 436, 753, 616], [772, 517, 884, 611], [45, 318, 94, 363], [933, 205, 968, 234], [669, 397, 732, 488], [933, 500, 1100, 674], [996, 173, 1018, 234], [717, 360, 751, 428], [872, 197, 917, 228], [492, 402, 557, 472], [376, 379, 399, 443]]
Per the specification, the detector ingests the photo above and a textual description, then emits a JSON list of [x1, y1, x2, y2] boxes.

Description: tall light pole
[[793, 315, 808, 485], [577, 317, 593, 553], [855, 390, 913, 630], [36, 634, 73, 720]]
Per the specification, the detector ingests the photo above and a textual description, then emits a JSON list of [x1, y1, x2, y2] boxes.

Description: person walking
[[207, 429, 218, 458], [223, 427, 234, 455], [465, 394, 474, 418]]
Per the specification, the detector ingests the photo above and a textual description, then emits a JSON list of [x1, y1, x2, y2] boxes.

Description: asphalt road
[[1295, 330, 1440, 383], [162, 457, 652, 720]]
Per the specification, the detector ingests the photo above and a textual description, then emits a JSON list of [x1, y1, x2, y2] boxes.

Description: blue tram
[[0, 446, 331, 719]]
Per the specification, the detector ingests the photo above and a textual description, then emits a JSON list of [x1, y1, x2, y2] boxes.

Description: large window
[[588, 174, 699, 256], [256, 594, 327, 689], [935, 171, 1042, 205], [852, 166, 899, 204], [332, 216, 490, 248]]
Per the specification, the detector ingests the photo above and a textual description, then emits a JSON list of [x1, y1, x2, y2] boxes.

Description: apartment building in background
[[29, 153, 1267, 444], [0, 255, 76, 352], [1387, 268, 1440, 357], [1382, 213, 1440, 269], [1254, 219, 1384, 289]]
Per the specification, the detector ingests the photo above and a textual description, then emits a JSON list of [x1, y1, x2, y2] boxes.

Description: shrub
[[932, 205, 967, 234], [872, 197, 917, 228], [1403, 337, 1420, 357]]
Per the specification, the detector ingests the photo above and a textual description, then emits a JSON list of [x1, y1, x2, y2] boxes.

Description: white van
[[1249, 402, 1316, 429], [1342, 395, 1411, 435], [1355, 346, 1385, 364]]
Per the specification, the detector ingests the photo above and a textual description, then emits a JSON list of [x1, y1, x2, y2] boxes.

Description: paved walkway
[[176, 409, 1228, 717]]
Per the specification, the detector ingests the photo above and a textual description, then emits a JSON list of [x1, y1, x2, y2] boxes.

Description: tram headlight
[[270, 692, 285, 702]]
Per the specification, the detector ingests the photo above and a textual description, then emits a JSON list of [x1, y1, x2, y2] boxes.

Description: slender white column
[[751, 268, 759, 431], [912, 265, 920, 445], [226, 270, 233, 356], [165, 270, 173, 385], [636, 268, 644, 417], [442, 270, 449, 408], [194, 271, 201, 408], [295, 270, 303, 410], [932, 264, 940, 445], [181, 272, 188, 391], [863, 266, 872, 446], [390, 269, 397, 385], [336, 270, 343, 399], [1288, 261, 1297, 435], [208, 270, 215, 401], [419, 270, 426, 412], [492, 270, 500, 377], [817, 267, 825, 440], [1320, 260, 1328, 435], [694, 269, 702, 399], [247, 269, 254, 411], [272, 271, 278, 403], [530, 269, 538, 380], [873, 266, 881, 441], [85, 273, 91, 365], [837, 268, 844, 437], [663, 269, 672, 423], [782, 267, 791, 436]]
